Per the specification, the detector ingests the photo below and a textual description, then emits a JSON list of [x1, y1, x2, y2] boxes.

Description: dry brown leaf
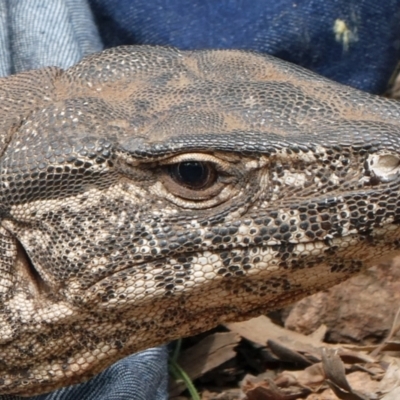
[[169, 332, 240, 397], [322, 349, 369, 400], [242, 374, 310, 400], [346, 371, 381, 398], [279, 362, 325, 390], [308, 325, 328, 342], [226, 316, 325, 348], [380, 386, 400, 400], [378, 358, 400, 395], [306, 388, 342, 400], [267, 339, 314, 367], [336, 348, 375, 364], [201, 388, 242, 400]]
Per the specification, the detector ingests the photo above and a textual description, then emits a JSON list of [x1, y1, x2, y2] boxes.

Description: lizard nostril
[[367, 153, 400, 183]]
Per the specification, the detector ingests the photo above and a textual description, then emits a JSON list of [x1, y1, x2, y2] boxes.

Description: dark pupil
[[173, 162, 210, 189]]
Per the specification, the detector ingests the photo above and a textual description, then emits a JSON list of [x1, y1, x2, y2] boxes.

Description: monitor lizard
[[1, 45, 400, 395]]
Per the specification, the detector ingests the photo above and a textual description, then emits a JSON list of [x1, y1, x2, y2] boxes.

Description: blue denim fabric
[[1, 348, 169, 400], [89, 0, 400, 94], [0, 1, 168, 400], [0, 0, 102, 76]]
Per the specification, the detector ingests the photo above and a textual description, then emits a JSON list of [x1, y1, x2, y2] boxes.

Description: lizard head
[[1, 46, 400, 394]]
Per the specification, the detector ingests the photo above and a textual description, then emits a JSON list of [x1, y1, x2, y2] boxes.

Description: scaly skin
[[0, 46, 400, 395]]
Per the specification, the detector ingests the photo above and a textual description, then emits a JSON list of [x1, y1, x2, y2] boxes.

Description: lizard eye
[[168, 161, 217, 190], [158, 153, 234, 205]]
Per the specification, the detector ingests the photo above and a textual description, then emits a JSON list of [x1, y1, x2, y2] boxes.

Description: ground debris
[[170, 263, 400, 399]]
